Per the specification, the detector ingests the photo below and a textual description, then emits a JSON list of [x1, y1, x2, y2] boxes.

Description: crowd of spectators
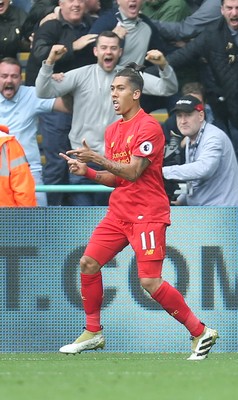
[[1, 0, 238, 207], [35, 31, 178, 205]]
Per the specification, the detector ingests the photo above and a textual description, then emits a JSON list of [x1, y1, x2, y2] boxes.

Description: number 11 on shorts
[[140, 231, 156, 250]]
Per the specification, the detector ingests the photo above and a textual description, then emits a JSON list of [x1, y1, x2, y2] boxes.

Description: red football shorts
[[84, 215, 167, 278]]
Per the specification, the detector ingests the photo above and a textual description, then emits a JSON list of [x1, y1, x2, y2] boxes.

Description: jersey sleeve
[[132, 118, 165, 162]]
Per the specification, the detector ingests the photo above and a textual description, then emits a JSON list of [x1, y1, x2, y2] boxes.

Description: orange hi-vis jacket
[[0, 127, 37, 207]]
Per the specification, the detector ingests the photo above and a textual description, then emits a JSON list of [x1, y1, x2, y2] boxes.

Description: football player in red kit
[[59, 62, 218, 360]]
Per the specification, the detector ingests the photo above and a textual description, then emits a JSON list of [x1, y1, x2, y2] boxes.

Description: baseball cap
[[173, 95, 204, 113]]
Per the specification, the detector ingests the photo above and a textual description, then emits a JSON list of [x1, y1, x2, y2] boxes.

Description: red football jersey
[[105, 109, 170, 224]]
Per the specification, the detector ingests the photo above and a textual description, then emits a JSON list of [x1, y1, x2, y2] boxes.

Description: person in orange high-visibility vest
[[0, 124, 37, 207]]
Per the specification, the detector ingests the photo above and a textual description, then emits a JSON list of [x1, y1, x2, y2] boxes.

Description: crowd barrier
[[35, 184, 113, 192], [0, 206, 237, 353]]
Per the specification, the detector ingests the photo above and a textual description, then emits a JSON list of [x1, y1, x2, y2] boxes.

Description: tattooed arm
[[64, 140, 150, 184]]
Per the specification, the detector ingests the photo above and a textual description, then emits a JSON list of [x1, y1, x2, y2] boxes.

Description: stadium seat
[[17, 52, 30, 84], [150, 109, 168, 123]]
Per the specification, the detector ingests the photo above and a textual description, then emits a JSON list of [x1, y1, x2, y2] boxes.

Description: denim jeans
[[228, 121, 238, 160], [39, 111, 72, 206], [32, 169, 47, 207], [69, 162, 110, 206]]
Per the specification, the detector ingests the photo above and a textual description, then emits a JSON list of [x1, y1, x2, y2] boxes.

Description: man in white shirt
[[0, 57, 70, 206]]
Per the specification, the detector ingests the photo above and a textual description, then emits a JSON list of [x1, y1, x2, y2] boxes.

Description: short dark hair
[[0, 57, 22, 73], [113, 62, 145, 92], [182, 81, 206, 102], [95, 30, 121, 47]]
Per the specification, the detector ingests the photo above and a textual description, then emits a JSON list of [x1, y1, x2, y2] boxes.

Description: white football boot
[[187, 326, 219, 361], [59, 329, 105, 355]]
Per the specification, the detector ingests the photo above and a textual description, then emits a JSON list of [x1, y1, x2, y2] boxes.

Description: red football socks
[[80, 271, 103, 332], [80, 274, 205, 337], [152, 281, 204, 337]]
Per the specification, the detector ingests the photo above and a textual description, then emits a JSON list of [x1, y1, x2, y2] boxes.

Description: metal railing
[[35, 185, 113, 193]]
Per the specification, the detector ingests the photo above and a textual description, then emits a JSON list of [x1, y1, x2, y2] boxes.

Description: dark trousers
[[39, 111, 72, 206], [228, 121, 238, 160], [69, 162, 110, 206]]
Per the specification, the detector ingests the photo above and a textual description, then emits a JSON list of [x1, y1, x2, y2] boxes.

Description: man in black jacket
[[25, 0, 97, 86], [0, 0, 29, 59], [166, 0, 238, 159], [21, 0, 113, 42]]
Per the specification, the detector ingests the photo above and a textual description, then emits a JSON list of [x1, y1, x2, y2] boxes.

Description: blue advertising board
[[0, 207, 237, 353]]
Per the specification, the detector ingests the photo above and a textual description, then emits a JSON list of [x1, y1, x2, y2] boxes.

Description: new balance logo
[[144, 249, 154, 255]]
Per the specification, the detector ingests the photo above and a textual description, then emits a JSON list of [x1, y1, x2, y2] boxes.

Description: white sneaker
[[187, 326, 219, 361], [59, 329, 105, 354]]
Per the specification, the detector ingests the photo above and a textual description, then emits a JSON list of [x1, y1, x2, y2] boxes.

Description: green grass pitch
[[1, 353, 237, 400]]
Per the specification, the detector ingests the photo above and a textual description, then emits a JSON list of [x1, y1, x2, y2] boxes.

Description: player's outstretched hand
[[59, 152, 87, 176], [66, 140, 97, 163]]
